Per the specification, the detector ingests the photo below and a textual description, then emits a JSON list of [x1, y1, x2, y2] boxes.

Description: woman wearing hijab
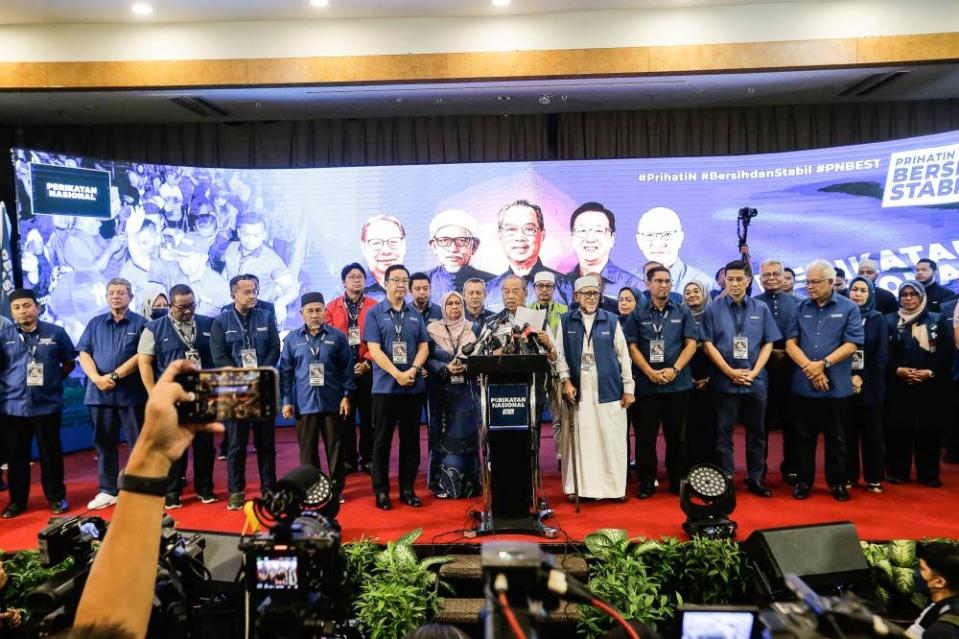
[[618, 287, 642, 469], [683, 281, 716, 467], [425, 292, 480, 499], [140, 291, 169, 319], [845, 276, 889, 492], [884, 280, 951, 487]]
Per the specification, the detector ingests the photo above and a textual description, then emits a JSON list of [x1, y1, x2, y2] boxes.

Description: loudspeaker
[[744, 521, 870, 600]]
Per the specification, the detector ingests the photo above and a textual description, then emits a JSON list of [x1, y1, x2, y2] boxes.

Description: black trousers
[[635, 391, 689, 486], [686, 386, 718, 468], [714, 392, 768, 482], [341, 372, 374, 467], [766, 357, 799, 477], [844, 402, 884, 485], [885, 410, 943, 484], [226, 420, 276, 495], [793, 395, 849, 488], [371, 393, 424, 495], [297, 412, 344, 497], [1, 412, 66, 508], [167, 431, 215, 498]]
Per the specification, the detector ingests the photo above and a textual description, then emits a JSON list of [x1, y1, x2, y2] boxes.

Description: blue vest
[[561, 309, 623, 404], [216, 307, 275, 365], [147, 314, 214, 374]]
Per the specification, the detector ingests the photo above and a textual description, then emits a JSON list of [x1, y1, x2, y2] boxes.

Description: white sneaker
[[87, 492, 118, 509]]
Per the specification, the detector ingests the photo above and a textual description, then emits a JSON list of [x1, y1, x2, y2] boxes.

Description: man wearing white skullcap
[[425, 209, 494, 298]]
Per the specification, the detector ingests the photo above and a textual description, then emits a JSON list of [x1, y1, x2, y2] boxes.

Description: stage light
[[680, 464, 738, 539], [131, 2, 153, 17], [310, 0, 330, 7], [493, 0, 511, 7]]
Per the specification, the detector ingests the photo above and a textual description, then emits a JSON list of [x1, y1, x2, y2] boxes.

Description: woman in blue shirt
[[845, 276, 889, 493], [425, 292, 480, 499]]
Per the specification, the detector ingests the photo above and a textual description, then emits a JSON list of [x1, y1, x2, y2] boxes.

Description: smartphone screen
[[175, 367, 279, 423], [681, 610, 756, 639], [254, 555, 299, 591]]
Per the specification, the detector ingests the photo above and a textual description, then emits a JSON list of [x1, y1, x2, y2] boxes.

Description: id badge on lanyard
[[582, 352, 596, 371], [851, 349, 865, 371], [27, 361, 44, 386], [733, 335, 749, 360], [185, 349, 201, 366], [240, 349, 258, 369], [309, 362, 325, 386], [450, 373, 464, 384], [392, 342, 408, 365], [649, 340, 665, 364], [348, 326, 361, 346]]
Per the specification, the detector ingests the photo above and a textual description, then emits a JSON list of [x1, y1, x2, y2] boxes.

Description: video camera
[[239, 465, 345, 639]]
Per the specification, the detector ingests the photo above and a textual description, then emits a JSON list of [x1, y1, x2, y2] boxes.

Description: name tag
[[582, 352, 596, 371], [830, 313, 844, 318], [309, 362, 325, 387], [649, 339, 665, 364], [256, 326, 268, 331], [240, 348, 258, 368], [202, 332, 211, 337], [348, 326, 361, 346], [392, 342, 408, 365], [733, 336, 749, 360], [670, 319, 681, 323], [851, 349, 864, 371], [27, 361, 44, 386], [39, 338, 56, 345], [185, 349, 201, 366], [749, 316, 760, 320], [450, 374, 464, 384]]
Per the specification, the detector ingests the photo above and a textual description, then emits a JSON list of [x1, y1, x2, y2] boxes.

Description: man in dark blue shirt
[[623, 266, 698, 498], [280, 292, 355, 503], [755, 258, 802, 484], [409, 272, 443, 325], [0, 289, 75, 518], [210, 274, 281, 510], [785, 259, 864, 501], [703, 261, 781, 497], [77, 277, 149, 510], [138, 284, 217, 508], [463, 277, 495, 335], [363, 264, 430, 511]]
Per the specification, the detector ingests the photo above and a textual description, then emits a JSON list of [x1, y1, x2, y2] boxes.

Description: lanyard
[[346, 296, 362, 327], [542, 303, 551, 331], [730, 300, 747, 336], [388, 307, 406, 338], [583, 314, 597, 351], [307, 329, 325, 359], [444, 325, 463, 355], [650, 306, 669, 338], [170, 317, 196, 349], [19, 328, 40, 362], [234, 309, 253, 348]]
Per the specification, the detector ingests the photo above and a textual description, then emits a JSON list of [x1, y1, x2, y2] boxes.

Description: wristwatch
[[109, 371, 120, 382], [413, 365, 423, 375], [823, 358, 832, 369], [118, 472, 167, 496]]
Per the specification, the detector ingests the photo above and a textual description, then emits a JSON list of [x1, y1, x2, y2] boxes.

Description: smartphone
[[678, 605, 761, 639], [174, 367, 279, 423]]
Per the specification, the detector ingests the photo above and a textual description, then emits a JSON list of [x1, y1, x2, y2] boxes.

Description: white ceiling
[[0, 0, 815, 25], [2, 63, 956, 125]]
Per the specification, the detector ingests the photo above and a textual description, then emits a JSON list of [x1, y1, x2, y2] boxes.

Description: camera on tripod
[[239, 465, 345, 639]]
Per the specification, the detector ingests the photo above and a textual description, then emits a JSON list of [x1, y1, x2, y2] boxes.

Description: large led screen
[[12, 131, 959, 341]]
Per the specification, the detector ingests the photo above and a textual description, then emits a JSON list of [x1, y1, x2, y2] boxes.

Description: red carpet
[[2, 427, 958, 551]]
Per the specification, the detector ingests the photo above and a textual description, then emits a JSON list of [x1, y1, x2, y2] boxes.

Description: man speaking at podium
[[553, 276, 635, 501]]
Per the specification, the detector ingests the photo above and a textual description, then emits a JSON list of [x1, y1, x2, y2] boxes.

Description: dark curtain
[[3, 98, 959, 284]]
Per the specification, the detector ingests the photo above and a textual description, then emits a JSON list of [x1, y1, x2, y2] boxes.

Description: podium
[[464, 354, 557, 538]]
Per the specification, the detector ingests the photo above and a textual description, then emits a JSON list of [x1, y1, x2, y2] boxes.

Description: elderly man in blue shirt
[[280, 292, 354, 504], [0, 289, 75, 518], [77, 277, 149, 511], [785, 259, 865, 502], [703, 260, 782, 498], [624, 265, 699, 499], [364, 264, 430, 511], [210, 274, 282, 510]]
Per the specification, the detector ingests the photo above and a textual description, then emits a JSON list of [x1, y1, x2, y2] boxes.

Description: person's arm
[[73, 360, 223, 638], [264, 317, 281, 367], [208, 318, 233, 368], [78, 351, 115, 392], [138, 354, 156, 393], [614, 322, 635, 406], [749, 341, 775, 379], [278, 335, 295, 418], [665, 338, 697, 381], [412, 341, 429, 369], [703, 341, 739, 380], [58, 329, 77, 379], [113, 353, 141, 380], [367, 342, 403, 380]]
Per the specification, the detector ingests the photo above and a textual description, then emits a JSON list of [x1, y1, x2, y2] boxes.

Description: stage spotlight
[[680, 464, 738, 539]]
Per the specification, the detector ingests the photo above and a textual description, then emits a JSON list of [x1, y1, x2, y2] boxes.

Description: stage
[[2, 426, 957, 551]]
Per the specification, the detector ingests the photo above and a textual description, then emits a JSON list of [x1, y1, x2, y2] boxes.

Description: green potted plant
[[860, 540, 928, 621], [0, 550, 77, 628]]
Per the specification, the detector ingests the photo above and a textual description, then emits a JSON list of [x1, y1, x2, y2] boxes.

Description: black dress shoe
[[886, 476, 905, 485], [831, 484, 850, 502], [400, 491, 422, 507], [375, 492, 392, 510], [636, 480, 656, 499], [745, 480, 773, 498], [792, 483, 811, 500], [50, 499, 69, 514], [919, 479, 943, 488], [783, 472, 798, 486], [2, 503, 25, 519]]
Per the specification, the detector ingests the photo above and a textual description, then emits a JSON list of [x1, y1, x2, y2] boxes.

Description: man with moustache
[[0, 289, 75, 518], [425, 209, 494, 298], [360, 214, 407, 302], [564, 202, 642, 311], [409, 273, 443, 324], [137, 284, 217, 507], [281, 292, 354, 504], [915, 258, 957, 313], [485, 200, 570, 313], [463, 277, 495, 335]]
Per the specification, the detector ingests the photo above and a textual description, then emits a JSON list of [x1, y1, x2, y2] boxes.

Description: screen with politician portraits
[[11, 130, 959, 341]]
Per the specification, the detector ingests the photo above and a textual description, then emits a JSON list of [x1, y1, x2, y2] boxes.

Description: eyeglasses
[[578, 291, 601, 298], [366, 237, 403, 251], [534, 282, 555, 289], [387, 278, 410, 286], [432, 236, 474, 248], [636, 231, 678, 243], [572, 227, 611, 239], [650, 279, 672, 286], [344, 273, 365, 281], [172, 303, 196, 311], [499, 224, 540, 237], [805, 278, 831, 286], [760, 273, 782, 279]]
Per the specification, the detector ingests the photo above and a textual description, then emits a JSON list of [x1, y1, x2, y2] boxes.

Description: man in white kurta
[[554, 276, 635, 499]]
